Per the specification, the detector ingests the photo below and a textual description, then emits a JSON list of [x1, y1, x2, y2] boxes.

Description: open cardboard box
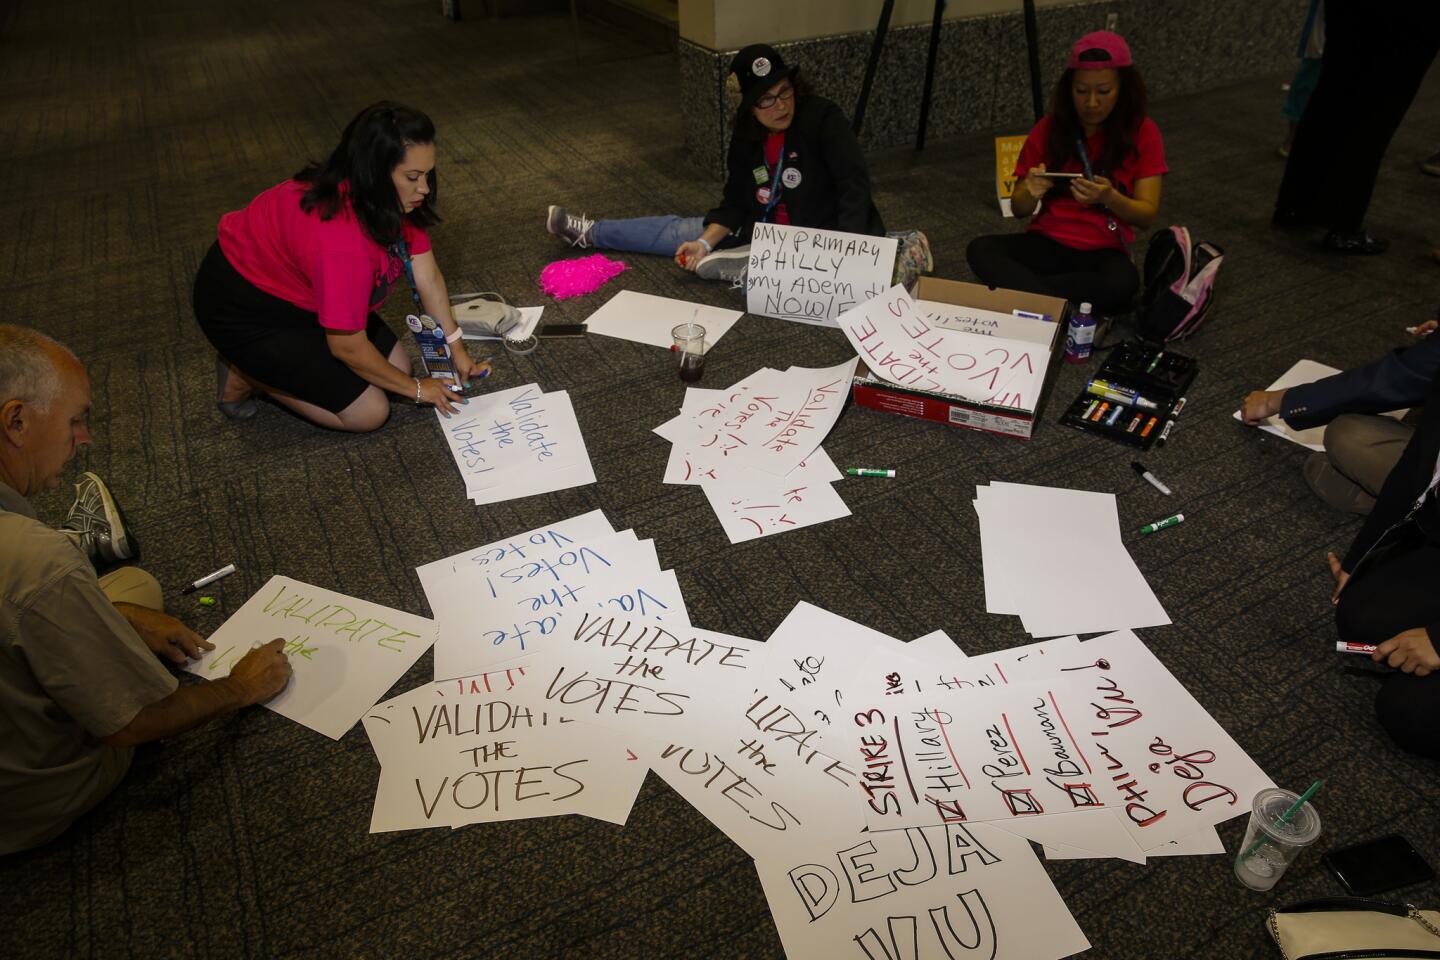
[[850, 277, 1071, 440]]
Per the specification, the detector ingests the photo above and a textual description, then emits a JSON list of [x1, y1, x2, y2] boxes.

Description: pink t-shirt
[[217, 180, 432, 331], [1014, 116, 1167, 251]]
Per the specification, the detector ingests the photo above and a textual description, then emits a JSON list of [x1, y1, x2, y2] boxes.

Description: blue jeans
[[589, 215, 705, 257]]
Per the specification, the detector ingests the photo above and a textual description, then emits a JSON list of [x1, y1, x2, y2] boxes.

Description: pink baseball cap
[[1067, 31, 1133, 69]]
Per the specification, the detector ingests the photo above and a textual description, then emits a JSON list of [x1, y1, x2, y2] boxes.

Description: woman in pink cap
[[966, 31, 1165, 319]]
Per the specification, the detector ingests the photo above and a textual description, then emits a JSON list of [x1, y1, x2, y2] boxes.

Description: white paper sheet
[[514, 611, 761, 747], [437, 385, 592, 500], [700, 470, 850, 543], [1234, 358, 1408, 451], [991, 808, 1147, 864], [185, 576, 436, 740], [673, 360, 858, 478], [754, 602, 909, 746], [755, 821, 1090, 960], [920, 300, 1057, 345], [839, 286, 1050, 410], [427, 530, 676, 680], [746, 222, 897, 328], [1042, 631, 1276, 847], [582, 289, 742, 349], [1045, 825, 1225, 860], [369, 715, 646, 832], [978, 481, 1170, 637], [647, 692, 866, 858]]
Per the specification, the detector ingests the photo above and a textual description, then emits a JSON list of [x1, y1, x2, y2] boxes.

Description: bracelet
[[414, 377, 423, 405], [697, 237, 713, 254], [444, 327, 464, 343]]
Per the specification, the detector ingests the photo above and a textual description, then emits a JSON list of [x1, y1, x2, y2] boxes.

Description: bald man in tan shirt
[[0, 325, 291, 853]]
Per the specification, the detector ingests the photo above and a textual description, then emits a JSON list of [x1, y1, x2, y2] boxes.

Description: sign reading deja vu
[[747, 223, 897, 328]]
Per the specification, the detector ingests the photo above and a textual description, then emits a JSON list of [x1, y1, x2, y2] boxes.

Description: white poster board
[[186, 575, 436, 740], [747, 223, 897, 328], [840, 286, 1049, 411], [583, 290, 743, 349]]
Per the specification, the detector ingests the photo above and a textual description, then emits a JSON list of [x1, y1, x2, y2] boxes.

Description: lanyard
[[1075, 137, 1121, 235], [760, 136, 786, 223], [392, 236, 423, 309]]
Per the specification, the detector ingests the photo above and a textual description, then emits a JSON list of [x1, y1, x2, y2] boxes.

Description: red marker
[[1335, 641, 1378, 655]]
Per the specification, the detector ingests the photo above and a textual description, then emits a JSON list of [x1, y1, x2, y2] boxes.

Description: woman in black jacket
[[546, 44, 924, 285]]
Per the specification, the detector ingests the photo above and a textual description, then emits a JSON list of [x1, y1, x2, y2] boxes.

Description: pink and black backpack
[[1137, 226, 1224, 343]]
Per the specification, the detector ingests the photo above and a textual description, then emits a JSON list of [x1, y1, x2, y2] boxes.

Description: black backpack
[[1137, 226, 1224, 344]]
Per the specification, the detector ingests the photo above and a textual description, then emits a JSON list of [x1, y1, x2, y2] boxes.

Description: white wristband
[[697, 237, 713, 254], [445, 327, 464, 343], [414, 378, 423, 405]]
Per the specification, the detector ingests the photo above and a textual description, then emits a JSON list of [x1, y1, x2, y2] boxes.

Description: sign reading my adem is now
[[746, 223, 897, 328], [185, 575, 437, 740]]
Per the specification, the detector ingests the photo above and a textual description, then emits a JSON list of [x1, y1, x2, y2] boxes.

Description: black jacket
[[1282, 334, 1440, 431], [705, 95, 885, 245]]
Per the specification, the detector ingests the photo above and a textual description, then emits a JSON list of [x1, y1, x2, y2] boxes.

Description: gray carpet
[[2, 1, 1438, 957]]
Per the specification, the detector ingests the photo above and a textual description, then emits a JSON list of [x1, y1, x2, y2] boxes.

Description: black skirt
[[192, 241, 399, 413]]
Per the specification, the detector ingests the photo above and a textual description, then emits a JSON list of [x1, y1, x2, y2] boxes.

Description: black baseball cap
[[730, 44, 799, 113]]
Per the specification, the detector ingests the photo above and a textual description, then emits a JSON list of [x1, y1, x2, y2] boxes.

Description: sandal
[[215, 355, 258, 420]]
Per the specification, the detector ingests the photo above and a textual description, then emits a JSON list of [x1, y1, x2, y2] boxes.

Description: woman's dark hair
[[1044, 50, 1148, 186], [294, 101, 441, 248], [733, 72, 811, 141]]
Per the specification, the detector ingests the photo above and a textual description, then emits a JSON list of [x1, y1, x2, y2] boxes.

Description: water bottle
[[1065, 302, 1095, 364]]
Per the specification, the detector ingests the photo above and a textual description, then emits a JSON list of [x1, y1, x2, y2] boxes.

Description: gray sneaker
[[695, 246, 751, 286], [546, 206, 594, 248], [60, 472, 138, 568]]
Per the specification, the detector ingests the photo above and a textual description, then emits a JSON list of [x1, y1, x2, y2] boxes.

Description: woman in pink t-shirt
[[194, 102, 488, 432], [966, 32, 1166, 317]]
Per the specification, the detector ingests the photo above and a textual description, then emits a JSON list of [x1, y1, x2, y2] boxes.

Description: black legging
[[1335, 531, 1440, 760], [965, 231, 1138, 315]]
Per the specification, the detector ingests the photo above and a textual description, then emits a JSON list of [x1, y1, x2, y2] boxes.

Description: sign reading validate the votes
[[186, 575, 437, 740], [747, 223, 897, 328]]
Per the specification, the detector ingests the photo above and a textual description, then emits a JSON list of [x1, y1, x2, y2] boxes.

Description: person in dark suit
[[1328, 373, 1440, 760], [1271, 0, 1440, 254], [1241, 318, 1440, 513]]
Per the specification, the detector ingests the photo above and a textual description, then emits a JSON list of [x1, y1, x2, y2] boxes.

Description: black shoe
[[1321, 231, 1389, 255]]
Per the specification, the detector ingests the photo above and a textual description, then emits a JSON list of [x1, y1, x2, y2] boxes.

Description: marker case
[[1059, 340, 1197, 450]]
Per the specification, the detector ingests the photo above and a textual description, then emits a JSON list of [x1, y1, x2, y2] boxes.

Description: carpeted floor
[[2, 1, 1437, 957]]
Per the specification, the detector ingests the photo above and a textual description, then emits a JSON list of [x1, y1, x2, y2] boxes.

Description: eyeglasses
[[755, 86, 795, 110]]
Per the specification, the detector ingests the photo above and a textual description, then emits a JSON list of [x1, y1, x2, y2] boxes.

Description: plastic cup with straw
[[1233, 779, 1323, 891]]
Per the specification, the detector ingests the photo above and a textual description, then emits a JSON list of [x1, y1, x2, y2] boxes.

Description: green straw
[[1237, 779, 1323, 866]]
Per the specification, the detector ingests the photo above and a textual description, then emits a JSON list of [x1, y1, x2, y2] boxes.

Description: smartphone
[[538, 324, 587, 338], [1041, 171, 1085, 180], [1322, 834, 1435, 896]]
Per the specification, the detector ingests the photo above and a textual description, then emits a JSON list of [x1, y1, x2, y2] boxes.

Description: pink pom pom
[[539, 254, 627, 300]]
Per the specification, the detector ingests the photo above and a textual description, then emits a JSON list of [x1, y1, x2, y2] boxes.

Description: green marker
[[846, 467, 896, 478], [198, 596, 217, 607], [1139, 513, 1184, 534]]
